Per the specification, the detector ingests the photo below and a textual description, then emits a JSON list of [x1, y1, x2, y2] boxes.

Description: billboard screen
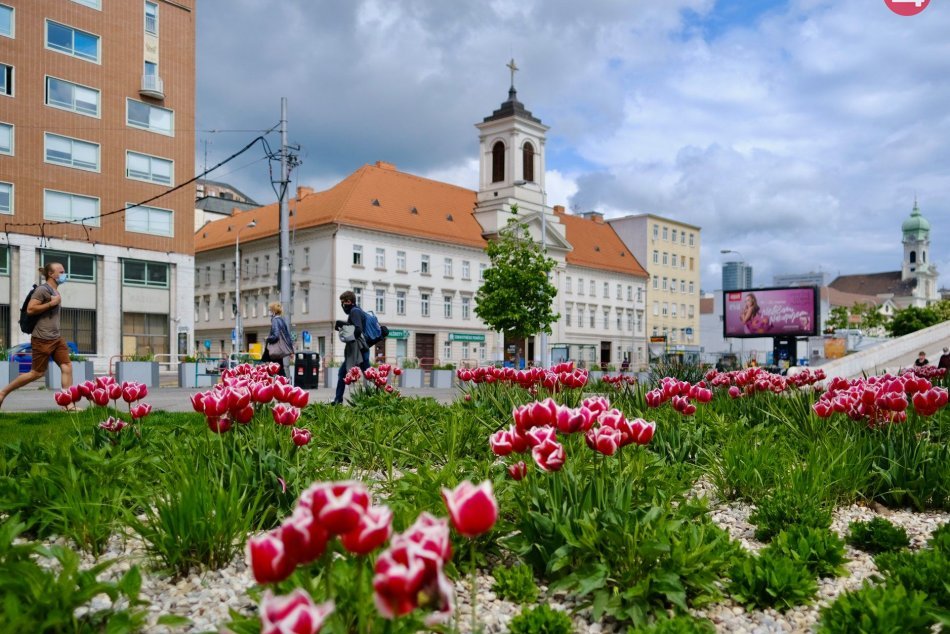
[[722, 287, 819, 338]]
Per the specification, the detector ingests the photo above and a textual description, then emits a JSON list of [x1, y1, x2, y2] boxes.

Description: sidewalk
[[0, 383, 462, 413]]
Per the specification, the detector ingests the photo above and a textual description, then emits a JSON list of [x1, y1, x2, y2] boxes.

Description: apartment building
[[0, 0, 196, 366], [609, 214, 702, 358]]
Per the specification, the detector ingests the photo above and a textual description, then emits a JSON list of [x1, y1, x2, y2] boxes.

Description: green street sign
[[386, 329, 410, 339], [448, 333, 485, 342]]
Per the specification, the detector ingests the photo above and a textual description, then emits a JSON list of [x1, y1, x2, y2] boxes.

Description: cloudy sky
[[196, 0, 949, 293]]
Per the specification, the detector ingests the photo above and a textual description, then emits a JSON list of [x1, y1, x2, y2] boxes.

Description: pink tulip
[[130, 403, 152, 419], [585, 425, 621, 456], [341, 504, 394, 555], [90, 387, 110, 407], [288, 386, 310, 408], [78, 380, 95, 398], [441, 480, 497, 539], [392, 512, 452, 562], [489, 430, 515, 456], [373, 541, 454, 622], [227, 387, 251, 412], [525, 425, 557, 447], [581, 396, 610, 414], [508, 461, 527, 480], [247, 530, 297, 584], [95, 375, 115, 389], [728, 385, 742, 399], [280, 507, 329, 565], [190, 392, 206, 413], [299, 481, 370, 536], [108, 383, 123, 401], [554, 406, 587, 434], [272, 403, 301, 426], [233, 404, 255, 424], [251, 382, 275, 403], [629, 418, 656, 445], [207, 415, 232, 433], [531, 438, 566, 472], [54, 390, 74, 407], [98, 416, 128, 433], [291, 427, 312, 446], [203, 391, 230, 417], [260, 589, 334, 634]]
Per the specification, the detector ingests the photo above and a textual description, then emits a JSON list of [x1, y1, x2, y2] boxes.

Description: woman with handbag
[[262, 302, 294, 377]]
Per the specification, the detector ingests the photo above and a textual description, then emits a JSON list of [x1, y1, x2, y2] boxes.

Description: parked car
[[7, 341, 80, 374]]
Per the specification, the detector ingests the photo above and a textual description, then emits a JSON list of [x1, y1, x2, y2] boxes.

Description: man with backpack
[[331, 290, 371, 405], [0, 262, 77, 411]]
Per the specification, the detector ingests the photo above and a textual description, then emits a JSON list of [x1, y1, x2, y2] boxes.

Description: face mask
[[56, 274, 68, 284], [342, 304, 353, 314]]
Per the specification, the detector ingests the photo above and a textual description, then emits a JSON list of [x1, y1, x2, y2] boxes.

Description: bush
[[749, 489, 832, 542], [874, 548, 950, 611], [928, 521, 950, 553], [728, 550, 817, 611], [508, 604, 573, 634], [817, 582, 935, 633], [492, 563, 539, 604], [846, 517, 909, 554], [765, 526, 848, 578]]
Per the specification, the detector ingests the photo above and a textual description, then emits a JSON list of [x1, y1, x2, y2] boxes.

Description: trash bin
[[295, 352, 320, 389]]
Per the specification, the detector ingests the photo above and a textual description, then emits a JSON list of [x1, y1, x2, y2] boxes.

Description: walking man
[[0, 262, 77, 411], [331, 290, 370, 405]]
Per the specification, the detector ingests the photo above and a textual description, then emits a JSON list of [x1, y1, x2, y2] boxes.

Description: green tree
[[825, 306, 850, 332], [853, 302, 888, 330], [475, 218, 559, 341], [887, 305, 941, 337]]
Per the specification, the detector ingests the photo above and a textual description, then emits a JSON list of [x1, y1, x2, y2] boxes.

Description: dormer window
[[491, 141, 505, 183], [522, 141, 535, 183]]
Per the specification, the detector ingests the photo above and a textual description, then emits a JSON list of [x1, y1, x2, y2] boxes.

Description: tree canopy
[[474, 218, 559, 341]]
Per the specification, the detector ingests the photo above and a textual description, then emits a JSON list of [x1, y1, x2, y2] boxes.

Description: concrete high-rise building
[[722, 261, 753, 291], [0, 0, 196, 365], [773, 271, 826, 287]]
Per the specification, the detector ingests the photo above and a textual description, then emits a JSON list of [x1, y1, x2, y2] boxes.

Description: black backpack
[[18, 284, 42, 334]]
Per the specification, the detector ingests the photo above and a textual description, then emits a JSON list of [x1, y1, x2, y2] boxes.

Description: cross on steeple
[[506, 58, 519, 90]]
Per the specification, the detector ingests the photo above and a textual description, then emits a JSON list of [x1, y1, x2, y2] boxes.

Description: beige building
[[608, 214, 702, 359], [0, 0, 196, 365]]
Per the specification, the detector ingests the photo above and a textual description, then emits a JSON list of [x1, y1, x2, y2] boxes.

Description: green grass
[[0, 411, 203, 447]]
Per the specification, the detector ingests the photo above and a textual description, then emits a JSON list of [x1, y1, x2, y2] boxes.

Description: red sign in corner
[[885, 0, 930, 16]]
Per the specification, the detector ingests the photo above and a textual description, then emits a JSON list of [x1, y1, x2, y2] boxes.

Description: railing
[[139, 74, 164, 99]]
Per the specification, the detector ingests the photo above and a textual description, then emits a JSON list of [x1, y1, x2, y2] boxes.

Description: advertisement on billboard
[[722, 287, 819, 338]]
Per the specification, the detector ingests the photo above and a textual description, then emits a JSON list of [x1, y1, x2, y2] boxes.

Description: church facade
[[194, 79, 649, 370]]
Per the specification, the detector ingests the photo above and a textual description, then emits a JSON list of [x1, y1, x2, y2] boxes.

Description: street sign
[[448, 333, 485, 342], [302, 330, 311, 343], [203, 339, 212, 350], [231, 329, 236, 341]]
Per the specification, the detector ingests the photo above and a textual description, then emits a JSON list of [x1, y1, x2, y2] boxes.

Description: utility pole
[[278, 98, 292, 331]]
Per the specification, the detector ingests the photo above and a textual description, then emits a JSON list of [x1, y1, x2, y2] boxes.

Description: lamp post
[[719, 249, 743, 260], [514, 180, 549, 368], [234, 219, 257, 354]]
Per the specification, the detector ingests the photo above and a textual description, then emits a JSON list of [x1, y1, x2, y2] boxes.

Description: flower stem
[[470, 539, 478, 634]]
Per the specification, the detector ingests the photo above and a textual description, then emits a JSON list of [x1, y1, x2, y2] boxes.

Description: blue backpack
[[362, 310, 383, 344]]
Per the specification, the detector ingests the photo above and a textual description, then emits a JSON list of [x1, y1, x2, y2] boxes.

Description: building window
[[242, 258, 248, 280], [681, 232, 686, 245], [616, 311, 622, 330], [70, 0, 101, 8], [626, 285, 632, 301], [443, 341, 452, 361], [662, 252, 668, 265], [0, 245, 10, 273], [122, 312, 168, 357], [603, 282, 609, 298], [491, 141, 505, 183], [144, 1, 158, 35], [689, 281, 694, 294], [144, 60, 158, 81], [303, 247, 310, 268], [565, 308, 572, 327], [301, 288, 310, 314], [443, 295, 453, 319], [652, 276, 658, 290], [44, 133, 99, 172], [375, 289, 385, 314], [689, 233, 695, 247], [616, 284, 622, 300], [662, 227, 668, 240], [662, 277, 668, 290], [352, 244, 363, 266], [688, 304, 695, 319], [0, 4, 12, 38], [354, 288, 363, 305], [0, 181, 11, 214], [653, 224, 658, 239], [522, 141, 535, 182], [126, 99, 173, 135], [126, 204, 172, 237], [46, 20, 100, 63], [689, 257, 695, 271], [60, 307, 97, 354], [204, 267, 211, 285], [420, 254, 430, 274], [0, 122, 11, 154], [220, 263, 226, 283], [46, 77, 100, 117], [589, 280, 596, 296], [421, 293, 430, 317], [589, 310, 595, 328], [40, 251, 96, 282], [44, 190, 99, 225], [396, 250, 406, 271], [680, 280, 686, 293], [461, 260, 470, 280], [123, 259, 168, 288], [444, 258, 453, 277], [396, 290, 406, 315], [604, 311, 610, 330], [462, 342, 470, 361], [264, 254, 270, 275], [652, 301, 659, 316], [252, 257, 259, 277], [637, 288, 643, 303], [662, 302, 668, 316], [479, 342, 486, 360], [479, 263, 486, 280], [461, 296, 471, 320], [0, 63, 11, 96], [671, 229, 677, 243], [671, 278, 677, 293], [566, 276, 572, 293], [126, 151, 173, 185], [375, 247, 385, 269], [671, 254, 677, 268], [671, 304, 677, 317], [578, 278, 584, 295]]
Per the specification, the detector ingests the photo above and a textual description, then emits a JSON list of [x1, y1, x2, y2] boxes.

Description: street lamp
[[233, 219, 257, 354], [720, 249, 743, 260], [514, 180, 550, 368]]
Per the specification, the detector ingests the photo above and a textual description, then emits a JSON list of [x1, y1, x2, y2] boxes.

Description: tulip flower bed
[[0, 362, 949, 633]]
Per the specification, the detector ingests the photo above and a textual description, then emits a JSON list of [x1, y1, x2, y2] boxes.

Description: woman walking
[[261, 302, 294, 377]]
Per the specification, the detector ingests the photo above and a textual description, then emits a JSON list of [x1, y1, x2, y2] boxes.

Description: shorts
[[31, 337, 70, 374]]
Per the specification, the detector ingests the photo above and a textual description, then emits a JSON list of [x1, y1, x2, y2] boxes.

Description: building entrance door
[[600, 341, 611, 370], [415, 333, 435, 369]]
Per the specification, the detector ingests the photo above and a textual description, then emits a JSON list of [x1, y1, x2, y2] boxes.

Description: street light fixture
[[514, 180, 550, 368], [234, 219, 257, 354], [720, 249, 743, 260]]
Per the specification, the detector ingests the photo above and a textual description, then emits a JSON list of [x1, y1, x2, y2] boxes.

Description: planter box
[[430, 370, 454, 388], [399, 368, 424, 389], [0, 360, 19, 385], [178, 363, 217, 388], [115, 361, 160, 387], [46, 360, 94, 390], [589, 371, 604, 383], [325, 367, 341, 390]]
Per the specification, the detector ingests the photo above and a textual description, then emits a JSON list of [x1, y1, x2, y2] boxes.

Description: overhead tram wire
[[2, 124, 281, 244]]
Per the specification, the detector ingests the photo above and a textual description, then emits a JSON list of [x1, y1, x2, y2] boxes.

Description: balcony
[[139, 74, 165, 100]]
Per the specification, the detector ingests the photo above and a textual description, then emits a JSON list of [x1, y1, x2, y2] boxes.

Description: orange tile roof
[[555, 208, 648, 277], [195, 162, 648, 278]]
